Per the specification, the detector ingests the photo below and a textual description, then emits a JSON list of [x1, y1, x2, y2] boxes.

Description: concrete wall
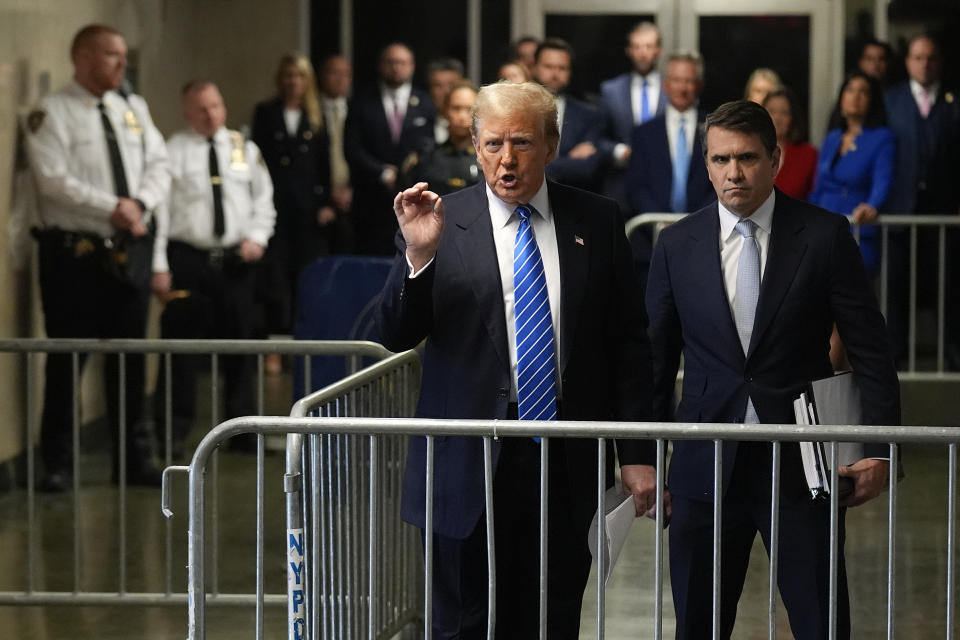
[[0, 0, 302, 464]]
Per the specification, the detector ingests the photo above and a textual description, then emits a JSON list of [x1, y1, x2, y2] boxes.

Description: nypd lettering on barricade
[[288, 528, 305, 640]]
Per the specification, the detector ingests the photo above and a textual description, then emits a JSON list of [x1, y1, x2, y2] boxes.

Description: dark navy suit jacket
[[627, 111, 714, 214], [345, 85, 435, 253], [883, 82, 960, 214], [598, 73, 667, 212], [377, 180, 654, 539], [545, 95, 605, 192], [646, 190, 900, 501]]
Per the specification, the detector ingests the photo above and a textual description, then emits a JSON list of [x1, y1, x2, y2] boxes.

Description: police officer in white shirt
[[25, 24, 170, 491], [153, 80, 276, 457]]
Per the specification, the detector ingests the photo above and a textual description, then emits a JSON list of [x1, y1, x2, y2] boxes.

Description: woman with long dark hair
[[810, 70, 894, 276]]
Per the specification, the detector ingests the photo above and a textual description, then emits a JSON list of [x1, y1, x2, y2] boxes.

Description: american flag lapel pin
[[575, 235, 584, 246]]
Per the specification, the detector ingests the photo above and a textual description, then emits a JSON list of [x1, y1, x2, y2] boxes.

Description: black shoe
[[39, 471, 70, 493]]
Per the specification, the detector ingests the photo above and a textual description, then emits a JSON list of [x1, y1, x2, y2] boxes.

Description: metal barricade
[[170, 349, 421, 640], [0, 338, 391, 609], [625, 213, 960, 380], [285, 349, 422, 640], [178, 412, 958, 640]]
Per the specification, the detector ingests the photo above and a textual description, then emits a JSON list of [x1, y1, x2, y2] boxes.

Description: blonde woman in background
[[252, 52, 334, 374], [744, 67, 783, 104]]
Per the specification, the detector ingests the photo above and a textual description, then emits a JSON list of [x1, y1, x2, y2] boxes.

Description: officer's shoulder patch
[[27, 109, 46, 133]]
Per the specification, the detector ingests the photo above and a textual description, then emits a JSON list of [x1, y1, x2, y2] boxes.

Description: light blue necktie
[[639, 77, 650, 124], [513, 204, 558, 428], [735, 218, 760, 423], [670, 118, 689, 213]]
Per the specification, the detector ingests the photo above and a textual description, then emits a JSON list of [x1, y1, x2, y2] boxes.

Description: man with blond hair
[[377, 81, 661, 638]]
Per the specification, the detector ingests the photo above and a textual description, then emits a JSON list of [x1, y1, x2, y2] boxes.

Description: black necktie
[[98, 102, 129, 197], [208, 137, 225, 237]]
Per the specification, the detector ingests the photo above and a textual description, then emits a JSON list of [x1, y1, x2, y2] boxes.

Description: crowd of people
[[18, 18, 959, 639]]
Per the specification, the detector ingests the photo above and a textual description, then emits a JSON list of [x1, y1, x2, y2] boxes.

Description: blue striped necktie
[[513, 204, 557, 425], [735, 218, 760, 423]]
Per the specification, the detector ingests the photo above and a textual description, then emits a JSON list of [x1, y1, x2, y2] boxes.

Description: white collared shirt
[[910, 78, 940, 111], [555, 94, 567, 137], [381, 82, 412, 124], [718, 189, 775, 319], [631, 70, 661, 124], [283, 108, 302, 137], [158, 126, 276, 270], [486, 179, 562, 400], [665, 104, 697, 167], [25, 80, 170, 240]]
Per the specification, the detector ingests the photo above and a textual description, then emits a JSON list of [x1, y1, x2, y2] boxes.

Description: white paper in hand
[[587, 482, 637, 588]]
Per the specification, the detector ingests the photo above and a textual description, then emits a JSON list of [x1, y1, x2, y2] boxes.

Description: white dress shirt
[[25, 80, 170, 239], [665, 104, 698, 168], [910, 79, 940, 112], [486, 180, 561, 401], [555, 94, 567, 137], [718, 189, 775, 319], [631, 70, 661, 124], [381, 82, 412, 124], [283, 108, 302, 137], [158, 126, 276, 272]]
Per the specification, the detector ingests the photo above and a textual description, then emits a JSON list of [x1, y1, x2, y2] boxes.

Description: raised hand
[[394, 182, 444, 271]]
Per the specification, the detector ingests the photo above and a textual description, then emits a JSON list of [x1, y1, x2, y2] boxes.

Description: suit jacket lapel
[[453, 183, 510, 373], [748, 191, 807, 358], [549, 182, 588, 374]]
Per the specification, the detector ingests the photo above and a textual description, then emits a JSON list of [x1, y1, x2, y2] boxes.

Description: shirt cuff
[[613, 143, 630, 166], [406, 253, 435, 278]]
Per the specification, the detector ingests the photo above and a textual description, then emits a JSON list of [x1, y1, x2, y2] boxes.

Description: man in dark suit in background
[[377, 81, 661, 639], [599, 21, 666, 215], [883, 34, 960, 369], [627, 50, 713, 216], [532, 38, 606, 193], [345, 42, 435, 255], [626, 50, 714, 292], [646, 100, 900, 639]]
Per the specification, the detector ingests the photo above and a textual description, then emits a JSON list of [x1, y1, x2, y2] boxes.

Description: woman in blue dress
[[811, 71, 894, 277]]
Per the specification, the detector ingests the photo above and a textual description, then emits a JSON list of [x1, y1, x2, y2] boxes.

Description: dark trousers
[[426, 438, 592, 639], [37, 238, 150, 474], [155, 241, 257, 446], [670, 442, 849, 640]]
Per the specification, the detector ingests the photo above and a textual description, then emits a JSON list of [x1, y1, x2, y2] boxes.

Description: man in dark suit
[[627, 50, 713, 216], [646, 100, 900, 639], [627, 50, 715, 293], [345, 42, 435, 255], [377, 81, 660, 639], [883, 34, 960, 368], [532, 38, 606, 193], [599, 21, 666, 214]]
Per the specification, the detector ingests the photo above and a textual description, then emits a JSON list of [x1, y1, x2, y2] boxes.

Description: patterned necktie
[[98, 102, 129, 198], [918, 89, 931, 118], [513, 204, 557, 425], [670, 118, 689, 213], [389, 93, 404, 143], [640, 77, 651, 124], [735, 218, 760, 423], [208, 138, 225, 237]]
